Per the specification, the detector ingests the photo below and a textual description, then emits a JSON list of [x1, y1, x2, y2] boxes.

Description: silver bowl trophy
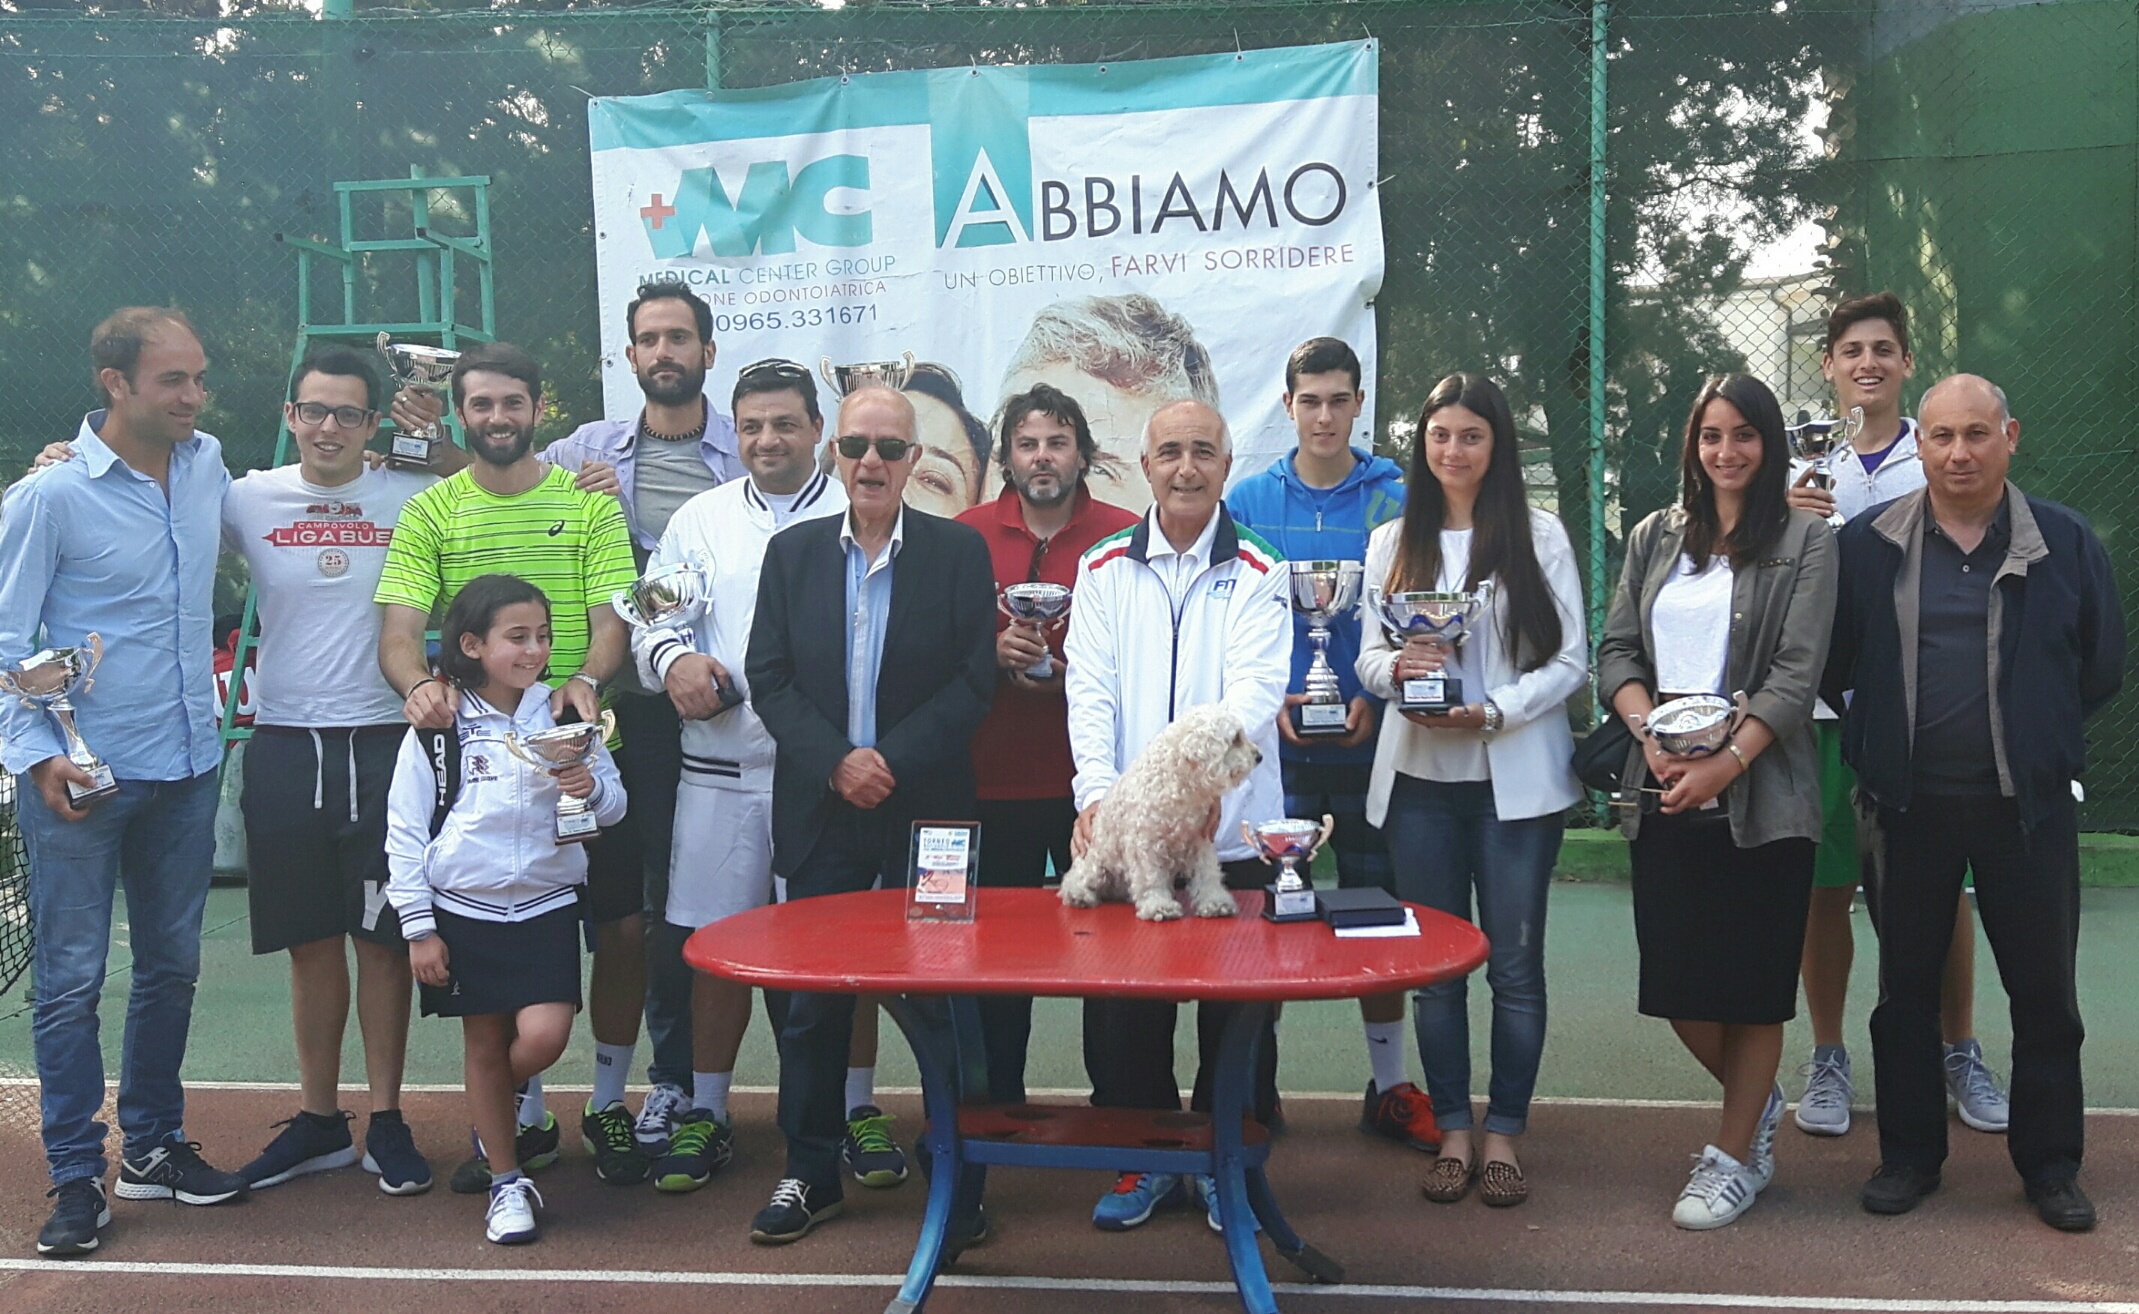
[[504, 710, 617, 844], [998, 582, 1073, 679], [614, 553, 738, 715], [1288, 561, 1365, 738], [0, 634, 119, 806], [1786, 404, 1863, 528], [1369, 583, 1494, 714], [1644, 691, 1750, 757], [818, 351, 917, 396], [1245, 814, 1334, 923], [374, 333, 461, 471]]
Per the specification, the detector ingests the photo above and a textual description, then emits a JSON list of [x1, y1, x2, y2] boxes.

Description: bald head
[[1143, 399, 1229, 456], [837, 384, 917, 440], [1917, 372, 2018, 516]]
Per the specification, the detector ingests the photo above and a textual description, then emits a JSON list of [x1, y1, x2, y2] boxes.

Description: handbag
[[1571, 710, 1636, 794]]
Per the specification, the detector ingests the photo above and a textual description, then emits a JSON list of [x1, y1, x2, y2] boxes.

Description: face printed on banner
[[902, 388, 985, 519]]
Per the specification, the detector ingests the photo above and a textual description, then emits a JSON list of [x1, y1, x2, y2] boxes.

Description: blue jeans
[[1383, 775, 1562, 1136], [19, 770, 219, 1185]]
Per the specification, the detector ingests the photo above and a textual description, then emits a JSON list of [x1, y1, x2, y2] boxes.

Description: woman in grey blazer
[[1596, 374, 1835, 1231]]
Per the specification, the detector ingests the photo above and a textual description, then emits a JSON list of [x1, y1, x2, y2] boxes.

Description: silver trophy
[[375, 333, 461, 471], [1370, 584, 1495, 714], [998, 582, 1073, 679], [0, 634, 119, 806], [504, 711, 616, 844], [1645, 691, 1750, 758], [818, 351, 917, 396], [614, 553, 714, 647], [1787, 405, 1863, 528], [1288, 561, 1365, 738], [1245, 814, 1334, 923]]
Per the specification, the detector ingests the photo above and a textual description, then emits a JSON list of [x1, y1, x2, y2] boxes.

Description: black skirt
[[1630, 810, 1815, 1025], [418, 904, 584, 1018]]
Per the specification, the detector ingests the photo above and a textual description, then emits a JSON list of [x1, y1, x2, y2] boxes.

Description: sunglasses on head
[[835, 435, 912, 461], [737, 357, 812, 384]]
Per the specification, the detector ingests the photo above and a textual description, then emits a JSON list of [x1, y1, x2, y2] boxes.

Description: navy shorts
[[241, 724, 406, 954]]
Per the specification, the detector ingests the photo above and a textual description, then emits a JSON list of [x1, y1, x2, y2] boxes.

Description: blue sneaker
[[240, 1111, 358, 1190], [1092, 1171, 1182, 1231], [1191, 1174, 1263, 1235]]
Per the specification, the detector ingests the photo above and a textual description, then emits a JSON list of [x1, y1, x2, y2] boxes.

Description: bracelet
[[569, 671, 602, 692], [406, 676, 439, 699], [1480, 700, 1505, 736], [1725, 742, 1749, 773]]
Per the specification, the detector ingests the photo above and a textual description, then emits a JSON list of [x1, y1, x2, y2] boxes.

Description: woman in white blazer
[[1356, 373, 1587, 1208]]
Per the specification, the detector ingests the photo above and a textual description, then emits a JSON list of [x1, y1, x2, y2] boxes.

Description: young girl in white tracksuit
[[384, 574, 626, 1246]]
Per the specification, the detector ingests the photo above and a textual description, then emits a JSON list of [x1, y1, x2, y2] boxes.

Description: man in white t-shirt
[[1785, 292, 2007, 1140]]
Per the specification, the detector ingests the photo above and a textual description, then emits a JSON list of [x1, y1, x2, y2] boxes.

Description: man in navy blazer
[[744, 385, 996, 1245]]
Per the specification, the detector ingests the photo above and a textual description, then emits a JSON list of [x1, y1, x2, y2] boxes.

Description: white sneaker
[[634, 1082, 690, 1151], [1672, 1145, 1760, 1231], [1794, 1045, 1853, 1136], [485, 1175, 543, 1245], [1944, 1039, 2010, 1133], [1751, 1083, 1785, 1189]]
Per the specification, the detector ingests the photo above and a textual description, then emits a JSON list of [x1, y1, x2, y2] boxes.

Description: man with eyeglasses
[[29, 344, 444, 1207], [953, 383, 1136, 1105], [743, 386, 996, 1245]]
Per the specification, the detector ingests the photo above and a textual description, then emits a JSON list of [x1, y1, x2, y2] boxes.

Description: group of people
[[1, 284, 2119, 1262]]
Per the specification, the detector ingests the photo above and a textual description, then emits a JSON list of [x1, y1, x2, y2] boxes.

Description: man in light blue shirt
[[0, 308, 247, 1258]]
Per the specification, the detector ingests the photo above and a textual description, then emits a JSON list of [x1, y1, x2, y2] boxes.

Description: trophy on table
[[1786, 405, 1863, 529], [504, 711, 617, 844], [818, 352, 917, 397], [374, 333, 461, 471], [614, 552, 737, 715], [1245, 814, 1334, 924], [1369, 583, 1495, 715], [998, 582, 1073, 679], [1288, 561, 1365, 738], [0, 634, 119, 806]]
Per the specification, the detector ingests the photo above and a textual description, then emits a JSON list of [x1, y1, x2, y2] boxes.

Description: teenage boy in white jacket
[[627, 360, 881, 1193], [1063, 399, 1292, 1234]]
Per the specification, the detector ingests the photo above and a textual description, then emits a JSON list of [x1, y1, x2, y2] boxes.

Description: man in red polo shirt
[[957, 383, 1138, 1103]]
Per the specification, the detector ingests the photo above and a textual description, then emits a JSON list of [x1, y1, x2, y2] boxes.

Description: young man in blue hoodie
[[1228, 337, 1438, 1152]]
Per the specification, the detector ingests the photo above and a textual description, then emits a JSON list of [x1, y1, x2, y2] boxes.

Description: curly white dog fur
[[1060, 704, 1263, 921]]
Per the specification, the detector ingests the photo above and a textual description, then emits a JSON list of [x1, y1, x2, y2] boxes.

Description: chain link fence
[[0, 0, 2132, 824]]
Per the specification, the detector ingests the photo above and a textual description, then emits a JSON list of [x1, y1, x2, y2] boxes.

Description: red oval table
[[686, 887, 1488, 1314]]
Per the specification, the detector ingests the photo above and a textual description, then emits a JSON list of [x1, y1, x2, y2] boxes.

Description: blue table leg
[[880, 994, 965, 1314], [1209, 1001, 1280, 1314]]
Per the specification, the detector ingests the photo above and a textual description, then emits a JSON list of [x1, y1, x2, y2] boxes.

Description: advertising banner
[[590, 41, 1383, 516]]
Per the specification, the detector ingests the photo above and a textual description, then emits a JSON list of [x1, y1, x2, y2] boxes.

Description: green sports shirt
[[373, 463, 636, 681]]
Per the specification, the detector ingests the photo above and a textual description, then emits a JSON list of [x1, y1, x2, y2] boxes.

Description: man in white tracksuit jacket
[[625, 363, 859, 1189], [1062, 399, 1293, 1233]]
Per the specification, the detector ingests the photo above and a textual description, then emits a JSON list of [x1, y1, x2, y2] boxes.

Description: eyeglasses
[[293, 402, 378, 430], [737, 358, 812, 384], [835, 435, 912, 462]]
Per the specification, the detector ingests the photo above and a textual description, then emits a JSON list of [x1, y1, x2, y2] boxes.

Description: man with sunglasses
[[953, 383, 1136, 1104], [744, 386, 997, 1245]]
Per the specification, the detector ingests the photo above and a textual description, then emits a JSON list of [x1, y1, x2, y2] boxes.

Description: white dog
[[1060, 704, 1263, 921]]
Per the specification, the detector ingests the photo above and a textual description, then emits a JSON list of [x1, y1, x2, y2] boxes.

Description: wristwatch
[[569, 671, 602, 694], [1480, 700, 1505, 736]]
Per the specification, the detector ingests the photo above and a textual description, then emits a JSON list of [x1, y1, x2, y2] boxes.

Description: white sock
[[517, 1075, 546, 1129], [1364, 1020, 1407, 1093], [694, 1071, 733, 1124], [845, 1066, 875, 1115], [592, 1042, 634, 1111]]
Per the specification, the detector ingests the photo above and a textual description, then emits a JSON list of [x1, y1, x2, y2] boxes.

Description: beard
[[469, 420, 536, 467], [637, 360, 707, 408], [1009, 463, 1079, 509]]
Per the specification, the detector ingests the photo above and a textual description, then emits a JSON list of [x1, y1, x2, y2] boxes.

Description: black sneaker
[[117, 1139, 248, 1206], [582, 1100, 650, 1185], [241, 1110, 359, 1189], [450, 1115, 561, 1195], [362, 1110, 433, 1196], [1860, 1163, 1941, 1215], [2027, 1178, 2097, 1232], [843, 1105, 908, 1188], [749, 1177, 841, 1244], [36, 1179, 110, 1257], [653, 1110, 734, 1193]]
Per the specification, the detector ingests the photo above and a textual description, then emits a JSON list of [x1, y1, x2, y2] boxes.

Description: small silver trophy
[[504, 711, 616, 844], [1786, 405, 1863, 528], [1245, 814, 1334, 924], [1369, 584, 1495, 714], [1645, 691, 1750, 758], [818, 351, 917, 397], [375, 333, 461, 471], [0, 634, 119, 806], [998, 582, 1073, 679], [1288, 561, 1365, 738], [614, 553, 714, 648]]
